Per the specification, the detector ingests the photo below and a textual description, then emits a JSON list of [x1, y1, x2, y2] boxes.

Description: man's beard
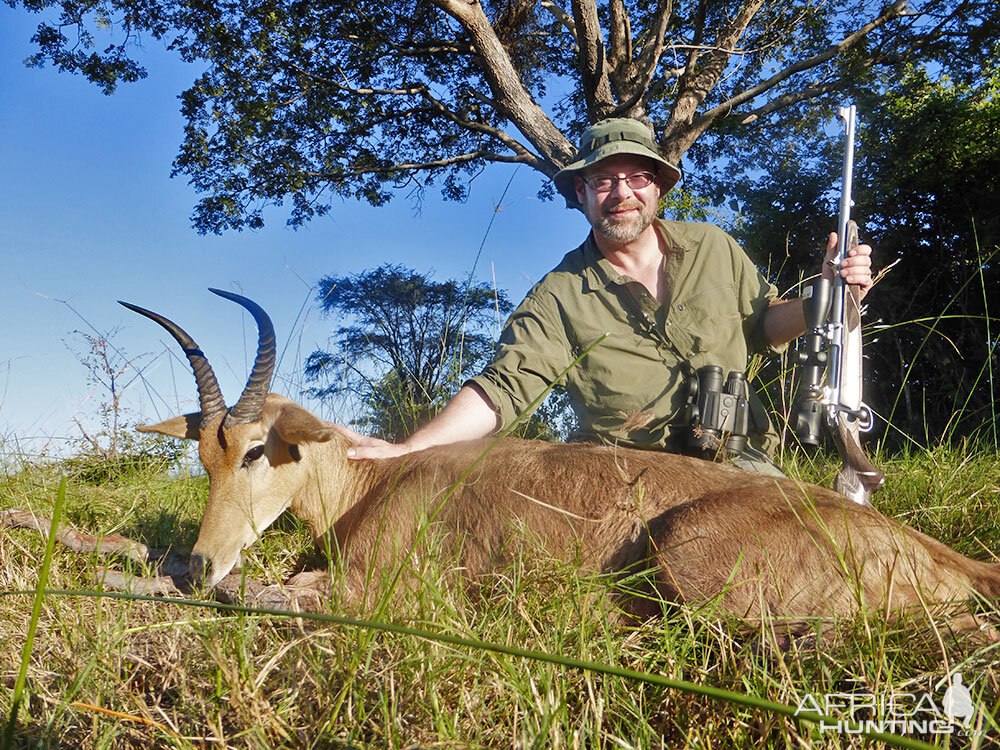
[[592, 198, 658, 243]]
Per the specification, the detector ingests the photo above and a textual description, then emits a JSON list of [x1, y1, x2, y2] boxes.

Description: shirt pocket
[[677, 283, 742, 356], [567, 321, 670, 416]]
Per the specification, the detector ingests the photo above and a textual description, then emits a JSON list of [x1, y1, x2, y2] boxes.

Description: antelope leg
[[2, 508, 150, 562], [2, 508, 189, 575]]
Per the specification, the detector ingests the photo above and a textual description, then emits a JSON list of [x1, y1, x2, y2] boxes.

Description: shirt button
[[677, 304, 685, 311]]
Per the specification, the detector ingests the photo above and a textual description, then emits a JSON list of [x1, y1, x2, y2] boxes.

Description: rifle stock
[[833, 220, 885, 505], [832, 412, 885, 504]]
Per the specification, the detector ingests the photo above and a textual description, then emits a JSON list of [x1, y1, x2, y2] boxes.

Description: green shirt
[[469, 220, 786, 452]]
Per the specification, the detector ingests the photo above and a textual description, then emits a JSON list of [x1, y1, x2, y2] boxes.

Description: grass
[[1, 440, 999, 748]]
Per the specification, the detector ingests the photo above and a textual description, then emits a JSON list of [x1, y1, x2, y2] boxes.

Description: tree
[[305, 264, 512, 439], [62, 328, 185, 482], [730, 61, 1000, 445], [10, 0, 999, 232]]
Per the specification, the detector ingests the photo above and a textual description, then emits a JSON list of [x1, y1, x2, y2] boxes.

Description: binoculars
[[684, 365, 749, 454]]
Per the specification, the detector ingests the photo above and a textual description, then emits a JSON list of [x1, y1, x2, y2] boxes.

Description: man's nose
[[608, 176, 633, 199]]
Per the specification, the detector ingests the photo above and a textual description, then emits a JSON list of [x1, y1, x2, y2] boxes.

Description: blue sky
[[0, 10, 588, 455]]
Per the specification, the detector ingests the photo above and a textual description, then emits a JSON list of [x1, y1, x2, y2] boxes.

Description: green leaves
[[305, 264, 512, 439], [731, 60, 1000, 446], [10, 0, 1000, 232]]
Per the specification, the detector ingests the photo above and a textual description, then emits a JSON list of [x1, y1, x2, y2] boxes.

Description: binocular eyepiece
[[685, 365, 749, 455]]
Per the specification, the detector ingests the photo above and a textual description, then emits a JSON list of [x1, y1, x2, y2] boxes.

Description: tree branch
[[390, 41, 475, 56], [308, 150, 532, 182], [417, 86, 542, 166], [285, 60, 429, 97], [612, 0, 674, 119], [607, 0, 632, 86], [683, 0, 909, 147], [667, 0, 766, 141], [539, 0, 578, 45], [684, 0, 709, 79], [285, 56, 545, 172], [731, 79, 852, 124], [430, 0, 574, 171], [569, 0, 617, 121]]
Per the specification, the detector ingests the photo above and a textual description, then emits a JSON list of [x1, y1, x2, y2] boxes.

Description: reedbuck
[[123, 290, 1000, 634]]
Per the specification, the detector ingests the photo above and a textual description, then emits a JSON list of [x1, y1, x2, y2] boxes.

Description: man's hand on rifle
[[822, 231, 874, 300]]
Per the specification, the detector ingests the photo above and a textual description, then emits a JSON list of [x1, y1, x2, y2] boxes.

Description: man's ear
[[137, 412, 202, 441], [272, 402, 338, 445]]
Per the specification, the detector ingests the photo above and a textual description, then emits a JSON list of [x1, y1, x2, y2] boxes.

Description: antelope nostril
[[189, 553, 211, 583]]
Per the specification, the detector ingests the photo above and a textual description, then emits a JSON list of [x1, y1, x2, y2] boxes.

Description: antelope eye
[[242, 445, 266, 467]]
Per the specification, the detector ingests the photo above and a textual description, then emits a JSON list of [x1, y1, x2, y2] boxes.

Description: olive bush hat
[[553, 118, 681, 209]]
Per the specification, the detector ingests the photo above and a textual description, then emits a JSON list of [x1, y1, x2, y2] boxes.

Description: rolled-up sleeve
[[466, 291, 574, 430]]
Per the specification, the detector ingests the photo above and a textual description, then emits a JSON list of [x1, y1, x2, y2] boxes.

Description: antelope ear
[[272, 402, 338, 444], [137, 412, 202, 441]]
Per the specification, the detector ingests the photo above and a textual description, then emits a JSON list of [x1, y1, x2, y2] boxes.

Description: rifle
[[793, 104, 885, 507]]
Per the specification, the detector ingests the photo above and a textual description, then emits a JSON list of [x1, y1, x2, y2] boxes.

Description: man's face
[[574, 154, 661, 244]]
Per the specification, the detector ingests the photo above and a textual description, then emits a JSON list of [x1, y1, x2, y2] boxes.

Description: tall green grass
[[1, 437, 998, 748]]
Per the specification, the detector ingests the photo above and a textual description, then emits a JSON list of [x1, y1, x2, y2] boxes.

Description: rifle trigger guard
[[836, 403, 875, 432], [857, 404, 874, 433]]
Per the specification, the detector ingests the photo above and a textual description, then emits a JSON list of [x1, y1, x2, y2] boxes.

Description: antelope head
[[122, 290, 338, 586]]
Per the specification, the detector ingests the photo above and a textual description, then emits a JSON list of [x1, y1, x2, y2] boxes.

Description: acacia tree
[[305, 264, 512, 439], [10, 0, 998, 232]]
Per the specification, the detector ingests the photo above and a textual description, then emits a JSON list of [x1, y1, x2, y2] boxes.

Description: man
[[339, 118, 873, 473]]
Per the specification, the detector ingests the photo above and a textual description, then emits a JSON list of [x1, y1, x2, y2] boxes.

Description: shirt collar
[[581, 219, 684, 293]]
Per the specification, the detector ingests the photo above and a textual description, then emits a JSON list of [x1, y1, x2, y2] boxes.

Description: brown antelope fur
[[125, 291, 1000, 635]]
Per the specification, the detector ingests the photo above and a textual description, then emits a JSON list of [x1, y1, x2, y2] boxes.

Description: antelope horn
[[118, 301, 228, 424], [209, 289, 276, 426]]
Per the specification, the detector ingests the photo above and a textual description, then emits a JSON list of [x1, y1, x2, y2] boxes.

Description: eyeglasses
[[582, 171, 657, 193]]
